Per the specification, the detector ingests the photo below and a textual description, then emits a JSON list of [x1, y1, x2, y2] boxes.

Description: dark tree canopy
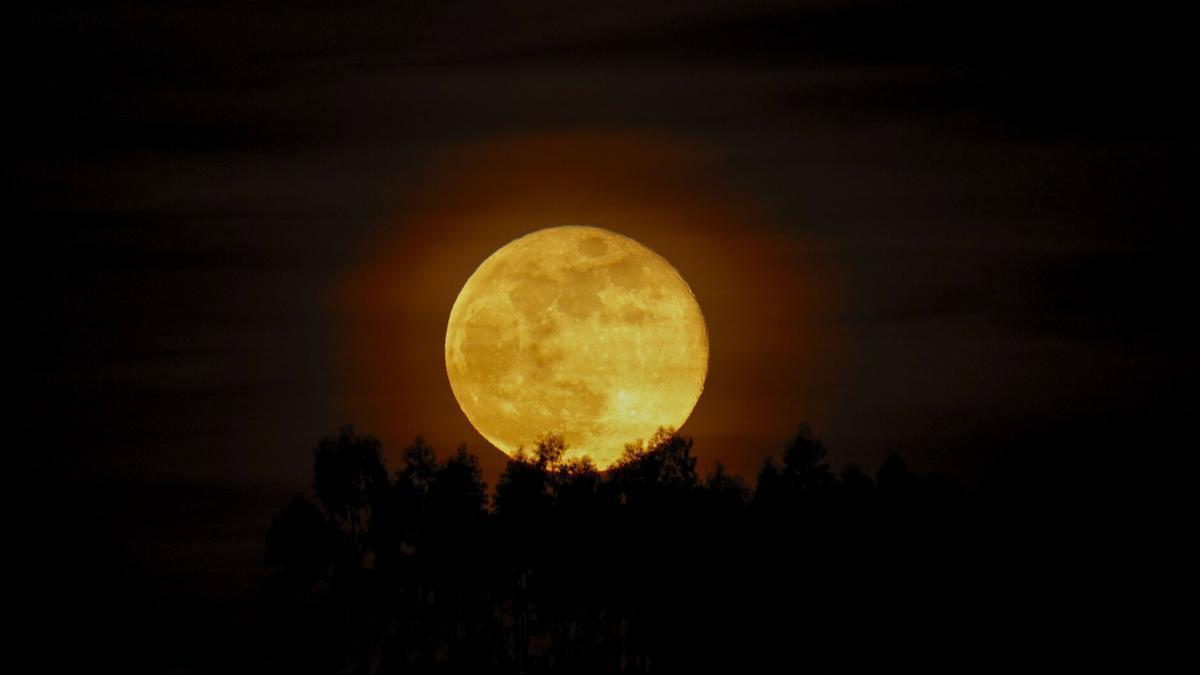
[[313, 425, 387, 543], [261, 423, 1063, 674]]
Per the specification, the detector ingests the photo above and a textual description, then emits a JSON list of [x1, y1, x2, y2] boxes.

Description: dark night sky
[[12, 1, 1187, 667]]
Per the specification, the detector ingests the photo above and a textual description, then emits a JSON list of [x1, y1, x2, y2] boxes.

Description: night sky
[[14, 1, 1185, 670]]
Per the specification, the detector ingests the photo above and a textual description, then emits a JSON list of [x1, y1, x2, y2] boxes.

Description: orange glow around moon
[[444, 225, 709, 468]]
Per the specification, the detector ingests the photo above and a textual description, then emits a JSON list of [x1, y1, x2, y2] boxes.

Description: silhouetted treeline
[[260, 425, 1071, 674]]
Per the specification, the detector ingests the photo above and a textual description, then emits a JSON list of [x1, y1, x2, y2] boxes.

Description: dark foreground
[[250, 425, 1096, 674]]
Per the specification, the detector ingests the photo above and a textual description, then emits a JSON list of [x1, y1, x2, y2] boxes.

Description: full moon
[[445, 226, 709, 469]]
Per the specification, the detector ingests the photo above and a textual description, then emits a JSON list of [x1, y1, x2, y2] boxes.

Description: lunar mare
[[445, 226, 709, 469]]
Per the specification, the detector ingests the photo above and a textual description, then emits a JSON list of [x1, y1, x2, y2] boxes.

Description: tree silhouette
[[839, 462, 874, 494], [260, 494, 341, 674], [265, 493, 333, 582], [609, 427, 697, 509], [258, 421, 1069, 674], [312, 425, 387, 559], [780, 423, 835, 493], [430, 444, 487, 523]]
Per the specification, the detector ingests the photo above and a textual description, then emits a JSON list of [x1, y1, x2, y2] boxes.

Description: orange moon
[[444, 226, 709, 468]]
